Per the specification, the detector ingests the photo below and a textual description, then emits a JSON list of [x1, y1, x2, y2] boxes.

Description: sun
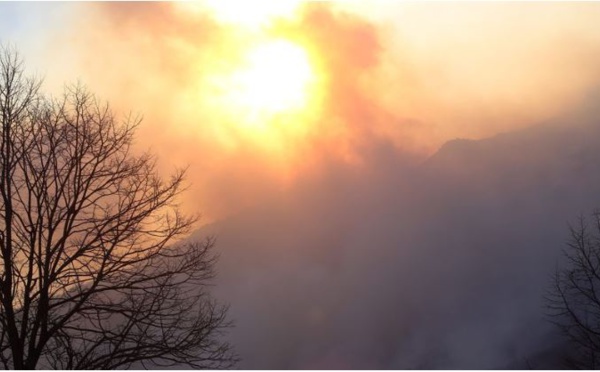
[[231, 40, 314, 116], [211, 38, 321, 130], [176, 1, 325, 151]]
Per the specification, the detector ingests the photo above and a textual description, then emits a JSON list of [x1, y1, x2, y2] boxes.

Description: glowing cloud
[[215, 39, 318, 127], [238, 41, 311, 115], [201, 0, 301, 29]]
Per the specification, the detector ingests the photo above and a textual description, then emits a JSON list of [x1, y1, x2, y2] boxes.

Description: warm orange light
[[203, 0, 301, 28], [177, 1, 302, 29], [175, 1, 325, 156], [226, 40, 315, 124]]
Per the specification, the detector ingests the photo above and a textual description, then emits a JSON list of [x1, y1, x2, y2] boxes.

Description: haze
[[3, 1, 600, 368]]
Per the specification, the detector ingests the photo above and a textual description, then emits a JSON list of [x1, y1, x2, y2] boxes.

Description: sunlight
[[227, 39, 315, 121], [202, 0, 301, 28], [177, 0, 302, 29], [189, 36, 325, 156]]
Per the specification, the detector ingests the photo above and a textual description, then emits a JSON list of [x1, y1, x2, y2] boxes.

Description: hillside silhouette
[[195, 97, 600, 368]]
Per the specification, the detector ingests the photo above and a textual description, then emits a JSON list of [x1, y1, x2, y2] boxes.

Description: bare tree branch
[[0, 46, 236, 369], [546, 211, 600, 369]]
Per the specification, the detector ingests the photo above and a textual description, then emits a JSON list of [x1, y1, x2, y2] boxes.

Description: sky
[[4, 1, 600, 368], [4, 1, 600, 221]]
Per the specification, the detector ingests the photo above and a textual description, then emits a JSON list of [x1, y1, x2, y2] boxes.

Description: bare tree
[[0, 47, 235, 369], [546, 211, 600, 369]]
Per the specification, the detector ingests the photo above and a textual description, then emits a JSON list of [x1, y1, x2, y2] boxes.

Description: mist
[[19, 2, 600, 221], [4, 1, 600, 368], [201, 94, 600, 367]]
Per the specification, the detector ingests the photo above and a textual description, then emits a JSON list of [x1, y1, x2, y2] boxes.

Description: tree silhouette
[[547, 211, 600, 369], [0, 47, 235, 369]]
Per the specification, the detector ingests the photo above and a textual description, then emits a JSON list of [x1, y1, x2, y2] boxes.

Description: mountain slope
[[196, 113, 600, 368]]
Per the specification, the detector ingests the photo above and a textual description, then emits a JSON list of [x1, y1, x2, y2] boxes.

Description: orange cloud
[[54, 2, 407, 220], [34, 2, 600, 221]]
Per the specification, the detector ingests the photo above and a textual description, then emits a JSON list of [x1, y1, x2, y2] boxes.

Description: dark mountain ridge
[[195, 108, 600, 368]]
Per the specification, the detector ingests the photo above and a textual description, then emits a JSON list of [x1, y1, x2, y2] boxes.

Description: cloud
[[204, 103, 600, 367], [36, 2, 600, 222], [13, 2, 600, 367], [49, 2, 418, 221]]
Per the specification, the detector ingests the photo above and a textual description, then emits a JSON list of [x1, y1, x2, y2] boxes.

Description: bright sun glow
[[177, 1, 302, 29], [203, 0, 301, 28], [228, 40, 315, 120], [197, 37, 324, 154], [177, 1, 324, 152]]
